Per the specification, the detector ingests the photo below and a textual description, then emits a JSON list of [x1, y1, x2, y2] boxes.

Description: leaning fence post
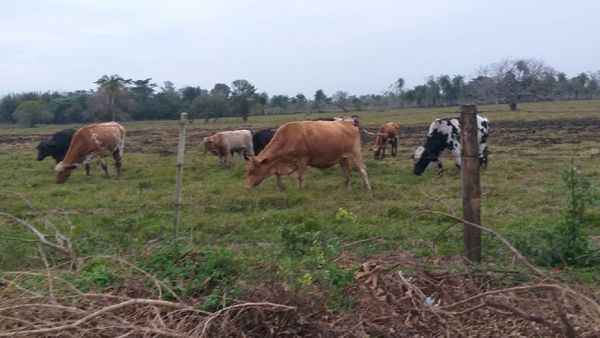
[[460, 104, 482, 263], [173, 112, 188, 239]]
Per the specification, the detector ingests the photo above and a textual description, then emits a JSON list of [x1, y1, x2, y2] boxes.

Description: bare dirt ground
[[2, 117, 599, 155]]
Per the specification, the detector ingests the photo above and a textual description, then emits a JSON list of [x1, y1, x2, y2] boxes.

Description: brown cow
[[55, 122, 126, 184], [370, 122, 400, 159], [245, 120, 371, 190]]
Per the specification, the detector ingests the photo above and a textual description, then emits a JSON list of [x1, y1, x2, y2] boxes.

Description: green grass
[[1, 100, 600, 297]]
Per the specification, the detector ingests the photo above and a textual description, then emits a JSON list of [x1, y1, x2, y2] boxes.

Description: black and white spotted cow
[[412, 115, 490, 177]]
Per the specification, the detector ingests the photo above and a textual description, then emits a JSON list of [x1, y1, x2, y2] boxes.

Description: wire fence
[[1, 111, 599, 227]]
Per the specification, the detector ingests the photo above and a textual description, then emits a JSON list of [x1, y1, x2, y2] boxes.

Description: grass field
[[1, 100, 599, 309]]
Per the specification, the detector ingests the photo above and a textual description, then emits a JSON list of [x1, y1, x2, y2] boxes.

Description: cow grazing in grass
[[37, 128, 77, 163], [252, 129, 274, 156], [245, 120, 371, 190], [202, 129, 254, 167], [370, 122, 400, 159], [55, 122, 126, 184], [412, 115, 489, 177]]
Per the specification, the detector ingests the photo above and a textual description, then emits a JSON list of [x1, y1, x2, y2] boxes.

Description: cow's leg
[[219, 155, 228, 168], [246, 145, 255, 160], [100, 157, 110, 178], [351, 156, 372, 190], [237, 149, 248, 161], [276, 174, 286, 191], [381, 139, 386, 159], [84, 161, 91, 181], [112, 150, 122, 178], [297, 159, 309, 190], [436, 159, 444, 178], [391, 137, 398, 157], [339, 158, 351, 188]]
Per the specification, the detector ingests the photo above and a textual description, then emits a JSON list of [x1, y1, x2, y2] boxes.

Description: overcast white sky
[[1, 0, 598, 97]]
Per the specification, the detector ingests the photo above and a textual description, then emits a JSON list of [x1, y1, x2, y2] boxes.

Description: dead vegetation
[[1, 193, 600, 336], [1, 220, 599, 337], [1, 255, 600, 337]]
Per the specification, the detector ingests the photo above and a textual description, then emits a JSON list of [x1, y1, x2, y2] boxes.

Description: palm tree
[[94, 75, 130, 121]]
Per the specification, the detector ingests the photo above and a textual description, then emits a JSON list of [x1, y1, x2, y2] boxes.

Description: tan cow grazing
[[370, 122, 400, 159], [245, 120, 372, 191], [55, 122, 126, 184], [202, 129, 254, 167]]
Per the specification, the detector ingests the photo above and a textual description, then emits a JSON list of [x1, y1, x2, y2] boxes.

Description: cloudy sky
[[1, 0, 598, 97]]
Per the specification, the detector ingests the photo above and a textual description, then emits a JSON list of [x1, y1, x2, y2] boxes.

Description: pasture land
[[1, 100, 599, 335]]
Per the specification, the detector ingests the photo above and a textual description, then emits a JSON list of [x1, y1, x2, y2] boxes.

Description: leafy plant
[[140, 241, 238, 299], [280, 221, 355, 290], [514, 164, 599, 267]]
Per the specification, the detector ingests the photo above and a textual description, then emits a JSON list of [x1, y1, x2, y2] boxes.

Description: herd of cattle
[[37, 115, 490, 188]]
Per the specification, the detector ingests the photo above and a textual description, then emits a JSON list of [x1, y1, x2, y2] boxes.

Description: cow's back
[[263, 121, 360, 168], [69, 122, 125, 157], [220, 130, 252, 150]]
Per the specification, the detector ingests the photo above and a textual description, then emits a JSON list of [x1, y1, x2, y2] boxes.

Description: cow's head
[[36, 140, 54, 161], [201, 135, 224, 156], [412, 146, 433, 176], [54, 162, 77, 184], [201, 137, 215, 154], [369, 134, 385, 158], [244, 157, 272, 188]]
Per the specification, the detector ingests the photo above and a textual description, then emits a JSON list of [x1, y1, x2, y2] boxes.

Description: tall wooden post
[[460, 104, 482, 263], [173, 112, 188, 239]]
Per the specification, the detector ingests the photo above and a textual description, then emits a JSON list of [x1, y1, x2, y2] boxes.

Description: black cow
[[252, 129, 274, 156], [412, 115, 490, 177], [37, 128, 77, 163]]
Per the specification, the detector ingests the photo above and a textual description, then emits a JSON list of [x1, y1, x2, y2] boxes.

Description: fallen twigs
[[0, 292, 297, 337]]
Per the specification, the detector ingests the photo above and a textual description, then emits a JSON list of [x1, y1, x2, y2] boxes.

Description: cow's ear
[[46, 140, 57, 147], [259, 157, 269, 164]]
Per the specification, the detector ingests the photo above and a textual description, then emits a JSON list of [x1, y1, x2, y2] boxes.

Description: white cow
[[202, 129, 254, 167]]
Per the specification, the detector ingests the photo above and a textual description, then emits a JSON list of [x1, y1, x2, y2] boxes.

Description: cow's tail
[[361, 128, 385, 136]]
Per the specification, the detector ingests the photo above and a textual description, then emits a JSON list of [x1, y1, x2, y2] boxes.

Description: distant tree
[[549, 72, 570, 100], [148, 81, 182, 120], [231, 79, 256, 121], [270, 95, 290, 110], [12, 100, 53, 127], [130, 78, 157, 120], [393, 78, 405, 94], [463, 75, 496, 104], [179, 86, 204, 109], [569, 73, 589, 100], [478, 58, 556, 110], [332, 91, 349, 112], [438, 75, 453, 105], [94, 74, 131, 121], [0, 94, 19, 123], [313, 89, 328, 112], [211, 83, 231, 99], [350, 96, 363, 110], [426, 76, 441, 107], [188, 83, 233, 123], [587, 77, 599, 99]]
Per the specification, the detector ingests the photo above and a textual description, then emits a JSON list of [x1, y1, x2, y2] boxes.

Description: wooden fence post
[[173, 112, 188, 239], [460, 104, 482, 263]]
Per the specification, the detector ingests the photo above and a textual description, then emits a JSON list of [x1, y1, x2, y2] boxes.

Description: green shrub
[[141, 241, 238, 299], [280, 221, 355, 291], [514, 164, 599, 267]]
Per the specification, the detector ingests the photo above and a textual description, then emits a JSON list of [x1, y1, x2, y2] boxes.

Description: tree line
[[1, 58, 599, 127]]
